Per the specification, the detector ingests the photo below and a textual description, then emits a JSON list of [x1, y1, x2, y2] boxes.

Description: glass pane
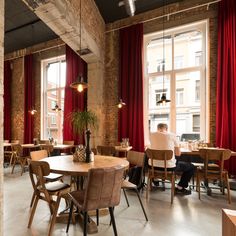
[[148, 74, 171, 132], [147, 35, 172, 73], [60, 61, 66, 87], [174, 30, 203, 69], [175, 71, 201, 138], [47, 62, 59, 89]]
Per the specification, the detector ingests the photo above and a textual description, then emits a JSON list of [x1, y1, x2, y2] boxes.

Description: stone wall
[[104, 0, 218, 145], [0, 0, 4, 234]]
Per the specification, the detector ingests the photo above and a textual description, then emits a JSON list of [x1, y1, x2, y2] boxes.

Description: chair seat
[[122, 180, 137, 189], [44, 173, 63, 182], [45, 181, 70, 192]]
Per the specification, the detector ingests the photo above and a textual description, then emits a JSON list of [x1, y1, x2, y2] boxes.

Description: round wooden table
[[42, 155, 129, 176]]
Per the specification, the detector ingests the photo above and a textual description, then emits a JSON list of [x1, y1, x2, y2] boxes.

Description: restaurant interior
[[1, 0, 236, 235]]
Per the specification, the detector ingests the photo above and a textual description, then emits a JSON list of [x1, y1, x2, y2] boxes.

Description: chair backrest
[[30, 150, 48, 161], [63, 140, 74, 145], [199, 148, 231, 179], [127, 151, 145, 167], [97, 145, 116, 156], [11, 143, 23, 156], [146, 149, 173, 179], [39, 140, 50, 144], [41, 144, 54, 156], [29, 161, 51, 197], [83, 166, 124, 211]]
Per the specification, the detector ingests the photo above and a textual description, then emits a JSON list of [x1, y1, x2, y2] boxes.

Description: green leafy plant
[[69, 110, 98, 135]]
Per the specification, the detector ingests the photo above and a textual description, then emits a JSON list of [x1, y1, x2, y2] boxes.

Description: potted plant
[[69, 110, 98, 162]]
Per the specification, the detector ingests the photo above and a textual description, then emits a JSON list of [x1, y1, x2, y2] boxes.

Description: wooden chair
[[97, 145, 116, 156], [39, 140, 50, 144], [11, 144, 28, 175], [28, 161, 70, 236], [40, 144, 54, 156], [196, 148, 232, 204], [121, 151, 148, 221], [66, 166, 125, 236], [11, 139, 20, 144], [146, 149, 175, 203], [29, 150, 64, 207]]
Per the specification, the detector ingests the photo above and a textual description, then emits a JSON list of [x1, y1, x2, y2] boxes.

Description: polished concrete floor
[[3, 166, 236, 236]]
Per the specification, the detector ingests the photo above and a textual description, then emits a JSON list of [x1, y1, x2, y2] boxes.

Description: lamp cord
[[162, 0, 165, 94]]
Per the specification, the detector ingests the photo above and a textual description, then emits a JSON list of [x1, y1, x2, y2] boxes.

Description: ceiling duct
[[119, 0, 136, 16]]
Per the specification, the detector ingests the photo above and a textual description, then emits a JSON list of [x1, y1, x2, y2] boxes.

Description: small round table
[[42, 155, 129, 176]]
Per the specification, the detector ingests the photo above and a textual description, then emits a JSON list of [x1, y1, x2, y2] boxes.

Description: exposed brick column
[[0, 0, 4, 234]]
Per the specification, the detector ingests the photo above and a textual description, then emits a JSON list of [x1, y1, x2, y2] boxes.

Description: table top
[[39, 143, 74, 150], [180, 148, 236, 156], [22, 144, 40, 148], [115, 146, 132, 152], [42, 155, 129, 176]]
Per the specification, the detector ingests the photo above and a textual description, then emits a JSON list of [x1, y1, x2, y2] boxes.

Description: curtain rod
[[105, 0, 221, 33], [4, 42, 65, 61]]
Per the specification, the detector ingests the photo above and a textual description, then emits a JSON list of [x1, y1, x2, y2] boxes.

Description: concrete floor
[[3, 166, 236, 236]]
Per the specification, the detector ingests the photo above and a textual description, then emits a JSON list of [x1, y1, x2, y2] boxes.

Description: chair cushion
[[44, 173, 63, 182], [45, 181, 70, 192]]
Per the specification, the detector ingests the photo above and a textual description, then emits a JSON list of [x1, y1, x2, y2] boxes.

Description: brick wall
[[104, 0, 218, 145]]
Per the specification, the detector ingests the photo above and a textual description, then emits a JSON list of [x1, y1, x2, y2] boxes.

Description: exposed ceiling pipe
[[119, 0, 136, 16]]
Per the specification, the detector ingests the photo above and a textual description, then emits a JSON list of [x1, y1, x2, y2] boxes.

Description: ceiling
[[4, 0, 182, 54]]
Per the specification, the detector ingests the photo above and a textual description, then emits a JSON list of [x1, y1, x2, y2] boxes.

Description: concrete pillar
[[0, 0, 4, 235]]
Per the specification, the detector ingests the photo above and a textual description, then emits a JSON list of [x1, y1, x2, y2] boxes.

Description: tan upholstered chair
[[40, 144, 54, 156], [146, 149, 175, 203], [97, 145, 116, 156], [66, 166, 125, 236], [11, 144, 28, 175], [122, 151, 148, 221], [29, 150, 63, 207], [28, 161, 70, 236], [196, 148, 232, 204]]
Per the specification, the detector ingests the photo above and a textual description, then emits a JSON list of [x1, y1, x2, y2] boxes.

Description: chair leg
[[48, 196, 61, 236], [66, 201, 74, 233], [225, 173, 231, 204], [135, 189, 148, 221], [122, 189, 130, 207], [197, 175, 201, 200], [83, 211, 88, 236], [30, 192, 36, 208], [109, 207, 118, 236], [96, 209, 99, 226], [171, 174, 175, 204], [11, 158, 16, 174], [146, 177, 150, 199], [28, 196, 39, 228]]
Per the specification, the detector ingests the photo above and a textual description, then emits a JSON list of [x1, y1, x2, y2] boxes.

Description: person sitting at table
[[148, 123, 194, 195]]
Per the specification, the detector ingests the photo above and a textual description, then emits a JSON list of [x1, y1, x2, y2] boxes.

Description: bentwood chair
[[146, 149, 175, 203], [66, 166, 125, 236], [196, 148, 232, 204], [97, 145, 116, 156], [28, 161, 70, 236], [40, 144, 54, 156], [29, 150, 63, 207], [121, 151, 148, 221], [11, 144, 28, 175]]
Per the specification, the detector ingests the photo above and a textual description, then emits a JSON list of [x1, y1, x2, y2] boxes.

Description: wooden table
[[115, 146, 132, 157], [42, 155, 129, 233], [43, 155, 129, 176]]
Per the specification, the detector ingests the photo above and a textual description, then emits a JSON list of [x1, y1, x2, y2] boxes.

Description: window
[[41, 56, 66, 143], [145, 21, 208, 140], [176, 88, 184, 105]]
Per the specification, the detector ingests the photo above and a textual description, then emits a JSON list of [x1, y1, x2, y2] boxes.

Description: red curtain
[[63, 45, 87, 144], [216, 0, 236, 175], [118, 24, 144, 152], [24, 54, 34, 144], [4, 61, 12, 140]]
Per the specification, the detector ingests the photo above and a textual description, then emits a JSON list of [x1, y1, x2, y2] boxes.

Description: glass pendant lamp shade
[[29, 108, 37, 115], [70, 75, 88, 92], [52, 104, 61, 112]]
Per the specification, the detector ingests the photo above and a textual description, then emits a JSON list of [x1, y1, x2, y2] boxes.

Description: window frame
[[144, 20, 209, 143]]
